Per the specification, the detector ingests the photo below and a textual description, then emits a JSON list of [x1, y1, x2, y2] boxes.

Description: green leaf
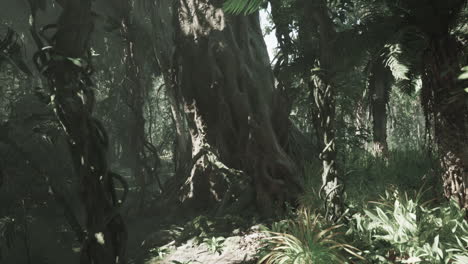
[[432, 235, 441, 257], [402, 256, 421, 263], [458, 71, 468, 80], [454, 255, 468, 264], [66, 57, 84, 68], [459, 66, 468, 81], [223, 0, 264, 15]]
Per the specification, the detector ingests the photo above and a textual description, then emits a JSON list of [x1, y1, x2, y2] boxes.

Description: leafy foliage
[[347, 189, 468, 263], [149, 245, 172, 259], [202, 236, 226, 255], [223, 0, 265, 15], [0, 0, 467, 262], [0, 27, 31, 75], [257, 208, 363, 264]]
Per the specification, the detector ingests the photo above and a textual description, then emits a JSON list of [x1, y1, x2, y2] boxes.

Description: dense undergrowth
[[257, 149, 468, 264], [140, 149, 468, 264]]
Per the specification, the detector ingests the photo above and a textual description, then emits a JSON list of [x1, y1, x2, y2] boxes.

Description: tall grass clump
[[342, 148, 438, 206], [257, 208, 363, 264]]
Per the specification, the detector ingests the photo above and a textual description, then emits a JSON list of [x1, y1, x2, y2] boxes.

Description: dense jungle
[[0, 0, 467, 263]]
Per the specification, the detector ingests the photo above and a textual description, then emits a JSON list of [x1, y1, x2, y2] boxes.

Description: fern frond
[[223, 0, 265, 15]]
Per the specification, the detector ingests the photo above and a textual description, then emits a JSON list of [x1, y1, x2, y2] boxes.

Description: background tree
[[368, 57, 393, 157]]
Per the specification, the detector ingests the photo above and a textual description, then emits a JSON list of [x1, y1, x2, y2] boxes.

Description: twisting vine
[[29, 1, 128, 263]]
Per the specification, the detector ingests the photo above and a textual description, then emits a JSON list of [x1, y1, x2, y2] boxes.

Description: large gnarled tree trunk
[[32, 0, 127, 263], [171, 0, 301, 216], [166, 77, 192, 179], [140, 0, 193, 182]]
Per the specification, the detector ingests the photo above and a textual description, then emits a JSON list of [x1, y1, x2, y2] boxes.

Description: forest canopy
[[0, 0, 467, 263]]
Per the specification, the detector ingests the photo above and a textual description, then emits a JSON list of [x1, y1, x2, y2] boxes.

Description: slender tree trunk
[[170, 0, 301, 216], [312, 76, 342, 220], [298, 0, 344, 221], [369, 59, 392, 157], [422, 35, 468, 210], [119, 4, 147, 211], [33, 0, 127, 262], [296, 8, 324, 155]]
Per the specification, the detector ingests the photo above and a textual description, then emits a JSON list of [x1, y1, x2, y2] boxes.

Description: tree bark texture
[[299, 0, 344, 221], [32, 0, 127, 263], [369, 58, 392, 157], [422, 35, 468, 211], [118, 1, 147, 211], [171, 0, 302, 216]]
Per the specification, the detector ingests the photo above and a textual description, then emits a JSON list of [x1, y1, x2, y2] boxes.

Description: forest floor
[[127, 217, 266, 264], [123, 189, 266, 264], [146, 228, 265, 264]]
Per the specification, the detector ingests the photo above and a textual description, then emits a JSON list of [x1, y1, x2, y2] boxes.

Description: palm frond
[[223, 0, 265, 15]]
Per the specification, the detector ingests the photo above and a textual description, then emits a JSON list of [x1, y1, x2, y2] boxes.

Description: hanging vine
[[29, 0, 128, 263]]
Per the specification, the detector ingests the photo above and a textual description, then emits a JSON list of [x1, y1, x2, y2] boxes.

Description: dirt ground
[[145, 229, 267, 264]]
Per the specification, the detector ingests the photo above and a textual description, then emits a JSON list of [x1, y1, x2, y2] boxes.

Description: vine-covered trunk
[[299, 0, 344, 221], [422, 35, 468, 210], [119, 4, 147, 211], [32, 0, 127, 263], [172, 0, 301, 216], [369, 59, 392, 157], [312, 77, 342, 220]]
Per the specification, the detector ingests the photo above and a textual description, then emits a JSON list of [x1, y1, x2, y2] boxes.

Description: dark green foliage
[[0, 0, 466, 262], [0, 27, 31, 75], [258, 208, 363, 264], [223, 0, 265, 15]]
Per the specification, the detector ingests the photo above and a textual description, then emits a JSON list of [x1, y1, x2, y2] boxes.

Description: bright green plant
[[202, 236, 225, 255], [150, 245, 171, 259], [347, 188, 468, 263], [223, 0, 264, 15], [258, 208, 363, 264]]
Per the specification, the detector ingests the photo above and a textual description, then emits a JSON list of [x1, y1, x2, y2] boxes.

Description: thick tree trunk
[[422, 35, 468, 210], [172, 0, 301, 216], [369, 59, 392, 157], [32, 0, 127, 263], [118, 125, 133, 166], [166, 75, 192, 179], [140, 0, 194, 199]]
